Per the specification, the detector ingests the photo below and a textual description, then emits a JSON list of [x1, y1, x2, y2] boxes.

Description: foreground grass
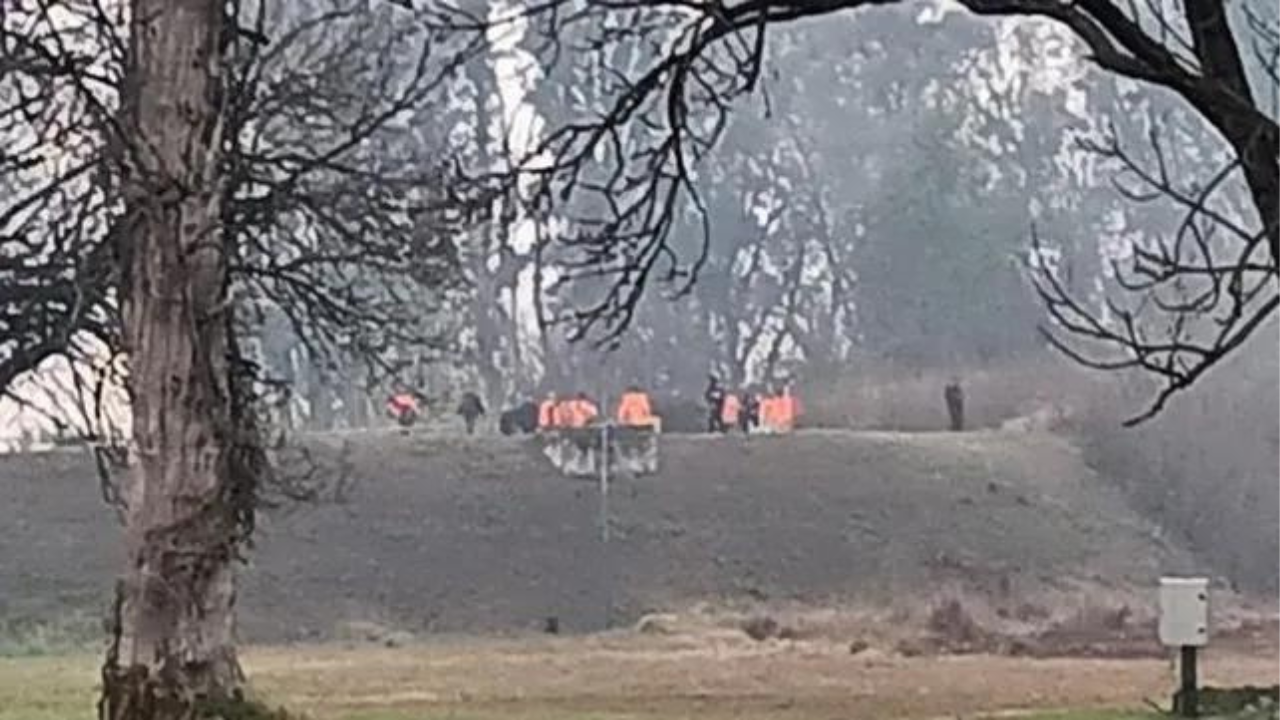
[[317, 707, 1182, 720], [1, 639, 1271, 720], [1038, 704, 1280, 720], [0, 654, 97, 720]]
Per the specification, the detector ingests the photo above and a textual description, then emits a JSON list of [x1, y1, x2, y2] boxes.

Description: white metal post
[[599, 422, 610, 543]]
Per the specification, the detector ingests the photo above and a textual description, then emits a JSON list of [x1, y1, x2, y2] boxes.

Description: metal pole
[[1177, 645, 1199, 717], [599, 422, 610, 543]]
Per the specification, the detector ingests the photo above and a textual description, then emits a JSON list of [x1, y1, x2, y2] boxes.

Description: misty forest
[[0, 1, 1276, 719]]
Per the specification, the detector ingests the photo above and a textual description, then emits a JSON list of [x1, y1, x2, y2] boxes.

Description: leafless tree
[[1031, 116, 1276, 422], [436, 0, 1276, 418], [2, 0, 476, 715]]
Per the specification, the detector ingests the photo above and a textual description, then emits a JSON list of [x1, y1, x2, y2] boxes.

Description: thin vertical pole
[[1177, 646, 1198, 717], [599, 423, 610, 543]]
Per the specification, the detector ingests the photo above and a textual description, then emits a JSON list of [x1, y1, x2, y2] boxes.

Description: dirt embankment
[[0, 429, 1215, 644]]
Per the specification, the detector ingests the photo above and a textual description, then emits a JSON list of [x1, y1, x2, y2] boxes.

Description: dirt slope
[[0, 429, 1198, 642]]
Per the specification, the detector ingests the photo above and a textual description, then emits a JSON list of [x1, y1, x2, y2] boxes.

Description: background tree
[[443, 0, 1276, 418], [1, 0, 474, 715]]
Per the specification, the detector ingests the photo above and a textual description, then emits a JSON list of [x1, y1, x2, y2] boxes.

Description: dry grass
[[800, 348, 1280, 596], [3, 634, 1273, 720], [800, 356, 1104, 432]]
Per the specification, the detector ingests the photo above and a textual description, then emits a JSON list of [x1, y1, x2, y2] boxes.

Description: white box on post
[[1159, 576, 1208, 647]]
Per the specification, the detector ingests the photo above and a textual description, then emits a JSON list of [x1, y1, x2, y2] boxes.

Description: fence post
[[599, 423, 610, 543]]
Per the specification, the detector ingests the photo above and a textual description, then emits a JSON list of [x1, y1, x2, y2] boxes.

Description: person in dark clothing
[[499, 400, 539, 435], [457, 391, 486, 435], [704, 374, 725, 433], [739, 390, 759, 434], [944, 378, 965, 431]]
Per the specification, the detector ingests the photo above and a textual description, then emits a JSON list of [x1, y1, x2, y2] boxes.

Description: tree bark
[[101, 1, 241, 718]]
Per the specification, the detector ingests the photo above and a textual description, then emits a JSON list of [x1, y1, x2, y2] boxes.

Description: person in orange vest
[[776, 384, 799, 432], [757, 389, 774, 433], [789, 384, 803, 428], [580, 392, 600, 426], [564, 391, 599, 428], [616, 385, 656, 427], [538, 392, 559, 431], [560, 396, 583, 428], [720, 390, 741, 433], [560, 395, 578, 428], [761, 383, 800, 433], [760, 385, 789, 434], [386, 389, 421, 429]]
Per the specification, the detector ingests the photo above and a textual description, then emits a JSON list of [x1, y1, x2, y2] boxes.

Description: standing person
[[538, 392, 559, 431], [944, 377, 965, 431], [571, 391, 599, 427], [778, 382, 800, 432], [456, 391, 486, 435], [720, 390, 741, 433], [499, 404, 519, 435], [704, 374, 725, 433], [616, 385, 656, 428], [757, 385, 778, 433], [739, 389, 760, 434]]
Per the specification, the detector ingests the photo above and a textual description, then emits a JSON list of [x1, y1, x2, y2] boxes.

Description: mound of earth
[[0, 429, 1201, 643]]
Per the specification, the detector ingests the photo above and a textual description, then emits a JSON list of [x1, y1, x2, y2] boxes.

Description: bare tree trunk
[[101, 0, 242, 717], [470, 262, 507, 407]]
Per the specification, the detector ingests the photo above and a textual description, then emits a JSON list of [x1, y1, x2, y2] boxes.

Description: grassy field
[[2, 634, 1273, 720], [0, 430, 1190, 644]]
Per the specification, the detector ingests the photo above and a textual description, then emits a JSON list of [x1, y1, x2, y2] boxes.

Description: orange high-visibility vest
[[578, 399, 599, 426], [554, 400, 574, 428], [539, 399, 558, 429], [760, 395, 780, 431], [776, 395, 794, 432], [558, 399, 594, 428], [616, 392, 654, 426], [721, 393, 741, 426], [388, 394, 419, 416], [780, 390, 800, 431]]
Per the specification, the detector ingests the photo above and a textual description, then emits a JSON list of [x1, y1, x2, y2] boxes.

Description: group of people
[[536, 386, 660, 431], [385, 389, 488, 434], [387, 376, 804, 436], [703, 375, 801, 434], [537, 391, 600, 429]]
